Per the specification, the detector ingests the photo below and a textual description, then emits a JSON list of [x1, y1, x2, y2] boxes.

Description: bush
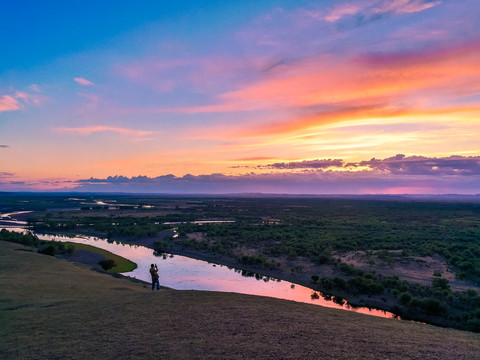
[[38, 245, 55, 256], [347, 276, 384, 295], [317, 253, 331, 264], [399, 292, 412, 305], [98, 259, 117, 270], [332, 277, 347, 290], [420, 298, 447, 316], [320, 277, 334, 290], [432, 277, 450, 291]]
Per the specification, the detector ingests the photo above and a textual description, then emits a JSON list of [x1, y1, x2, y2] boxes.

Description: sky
[[1, 0, 480, 194]]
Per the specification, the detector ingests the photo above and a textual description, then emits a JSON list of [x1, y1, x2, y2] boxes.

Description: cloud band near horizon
[[66, 154, 480, 195]]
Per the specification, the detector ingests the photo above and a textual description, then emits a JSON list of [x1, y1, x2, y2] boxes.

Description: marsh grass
[[1, 240, 480, 360]]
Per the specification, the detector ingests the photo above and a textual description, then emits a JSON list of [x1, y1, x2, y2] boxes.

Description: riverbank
[[33, 228, 397, 310], [129, 234, 393, 310], [2, 240, 480, 360]]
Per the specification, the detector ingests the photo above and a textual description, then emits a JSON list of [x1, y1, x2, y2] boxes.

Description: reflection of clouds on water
[[1, 222, 397, 320]]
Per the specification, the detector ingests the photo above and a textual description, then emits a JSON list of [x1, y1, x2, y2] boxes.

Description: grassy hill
[[1, 240, 479, 360]]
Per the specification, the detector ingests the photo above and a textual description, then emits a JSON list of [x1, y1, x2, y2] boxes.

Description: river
[[1, 212, 397, 319]]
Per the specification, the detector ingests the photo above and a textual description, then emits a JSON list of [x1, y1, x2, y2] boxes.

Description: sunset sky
[[1, 0, 480, 194]]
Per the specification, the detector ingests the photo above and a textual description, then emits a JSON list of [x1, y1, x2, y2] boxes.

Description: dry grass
[[1, 240, 479, 360]]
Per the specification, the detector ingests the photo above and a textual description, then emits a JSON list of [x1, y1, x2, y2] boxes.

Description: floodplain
[[2, 193, 480, 331]]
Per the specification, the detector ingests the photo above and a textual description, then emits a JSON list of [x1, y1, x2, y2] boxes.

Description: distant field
[[1, 240, 480, 360]]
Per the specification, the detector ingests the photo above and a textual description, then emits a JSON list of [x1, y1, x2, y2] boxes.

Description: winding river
[[1, 212, 397, 320]]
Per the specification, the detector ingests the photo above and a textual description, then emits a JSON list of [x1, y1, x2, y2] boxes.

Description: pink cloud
[[374, 0, 442, 15], [323, 0, 441, 22], [323, 3, 362, 22], [0, 95, 20, 112], [112, 38, 480, 141], [55, 125, 153, 138], [74, 77, 95, 86], [14, 91, 45, 106], [0, 91, 47, 112]]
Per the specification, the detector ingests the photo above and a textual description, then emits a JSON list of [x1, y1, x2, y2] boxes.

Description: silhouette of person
[[150, 264, 160, 290]]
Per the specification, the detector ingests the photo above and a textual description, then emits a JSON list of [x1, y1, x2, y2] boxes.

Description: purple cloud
[[351, 154, 480, 176], [263, 159, 344, 169], [73, 154, 480, 195]]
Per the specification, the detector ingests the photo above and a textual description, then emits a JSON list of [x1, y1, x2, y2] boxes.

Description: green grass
[[69, 242, 137, 273], [1, 240, 480, 360]]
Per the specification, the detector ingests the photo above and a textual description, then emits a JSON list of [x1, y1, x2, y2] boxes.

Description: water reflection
[[1, 221, 397, 320]]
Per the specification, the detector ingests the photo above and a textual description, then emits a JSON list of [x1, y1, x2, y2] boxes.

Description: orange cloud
[[248, 104, 480, 138], [130, 40, 480, 121], [223, 42, 480, 109]]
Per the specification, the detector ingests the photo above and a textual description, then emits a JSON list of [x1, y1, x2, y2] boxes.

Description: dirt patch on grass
[[335, 250, 478, 292], [186, 231, 205, 242]]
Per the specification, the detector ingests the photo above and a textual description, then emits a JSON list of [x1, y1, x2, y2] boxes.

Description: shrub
[[420, 298, 447, 316], [317, 253, 330, 264], [38, 245, 55, 256], [321, 277, 334, 290], [399, 292, 412, 305], [98, 259, 117, 270], [432, 277, 450, 291], [332, 277, 347, 290]]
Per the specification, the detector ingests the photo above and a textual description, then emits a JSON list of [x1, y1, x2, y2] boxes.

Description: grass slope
[[1, 240, 479, 360], [68, 242, 137, 273]]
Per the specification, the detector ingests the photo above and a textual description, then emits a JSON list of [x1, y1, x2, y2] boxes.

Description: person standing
[[150, 264, 160, 291]]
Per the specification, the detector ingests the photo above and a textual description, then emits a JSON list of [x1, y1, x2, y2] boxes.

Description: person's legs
[[155, 278, 160, 290], [151, 280, 155, 290]]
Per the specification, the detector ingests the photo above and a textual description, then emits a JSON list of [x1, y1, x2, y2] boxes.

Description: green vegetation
[[32, 215, 167, 238], [71, 243, 136, 273], [2, 240, 480, 360], [0, 229, 135, 273], [3, 194, 480, 332], [316, 266, 480, 332], [0, 228, 75, 256]]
